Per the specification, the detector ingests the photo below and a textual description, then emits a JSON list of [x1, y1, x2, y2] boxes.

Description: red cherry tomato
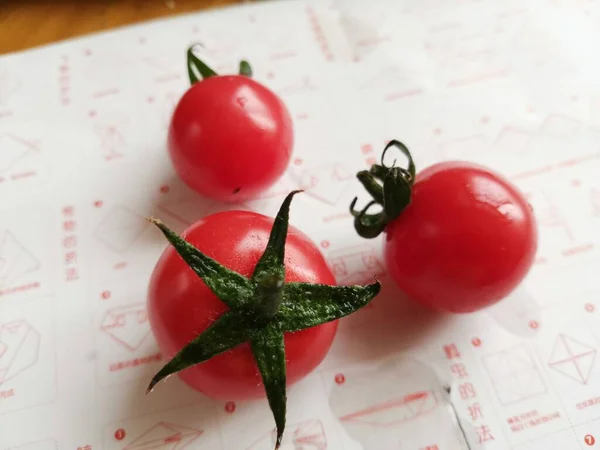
[[168, 76, 293, 202], [147, 210, 337, 400], [384, 161, 537, 313]]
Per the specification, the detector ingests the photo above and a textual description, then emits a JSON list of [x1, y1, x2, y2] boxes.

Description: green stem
[[255, 274, 285, 320]]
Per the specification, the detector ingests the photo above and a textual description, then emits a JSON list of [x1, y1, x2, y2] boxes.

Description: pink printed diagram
[[94, 206, 148, 253], [101, 304, 151, 351], [328, 245, 385, 285], [548, 334, 596, 384], [482, 345, 547, 405], [123, 422, 203, 450], [339, 391, 436, 427], [0, 230, 40, 288], [0, 319, 41, 385], [247, 419, 326, 450], [157, 197, 230, 226], [294, 163, 352, 206], [0, 134, 39, 174], [93, 115, 129, 161]]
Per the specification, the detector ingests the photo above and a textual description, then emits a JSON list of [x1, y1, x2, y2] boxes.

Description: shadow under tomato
[[326, 274, 450, 364]]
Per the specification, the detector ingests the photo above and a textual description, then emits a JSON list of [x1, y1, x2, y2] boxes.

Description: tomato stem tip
[[187, 45, 218, 84], [350, 140, 416, 239]]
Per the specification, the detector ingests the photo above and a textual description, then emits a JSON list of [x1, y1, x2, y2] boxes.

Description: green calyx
[[186, 45, 253, 85], [146, 191, 381, 450], [350, 140, 416, 239]]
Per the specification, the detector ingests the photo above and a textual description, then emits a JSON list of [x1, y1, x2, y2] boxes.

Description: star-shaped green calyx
[[146, 191, 381, 449], [350, 140, 417, 239]]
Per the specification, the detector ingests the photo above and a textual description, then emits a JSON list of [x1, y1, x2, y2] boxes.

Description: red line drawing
[[140, 56, 181, 83], [328, 245, 385, 285], [438, 135, 486, 160], [279, 77, 318, 95], [539, 114, 582, 138], [122, 422, 203, 450], [0, 230, 41, 288], [93, 116, 129, 161], [101, 303, 150, 352], [493, 127, 532, 154], [338, 391, 436, 426], [548, 334, 596, 384], [306, 7, 334, 61], [94, 205, 148, 253], [247, 419, 326, 450], [269, 51, 297, 61], [482, 344, 546, 405], [0, 134, 40, 174], [360, 66, 425, 100], [293, 163, 352, 206], [0, 67, 22, 106], [447, 69, 510, 88], [534, 192, 574, 243], [157, 197, 231, 226], [0, 319, 41, 385]]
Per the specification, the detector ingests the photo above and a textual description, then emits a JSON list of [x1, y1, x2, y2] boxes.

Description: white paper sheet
[[2, 0, 600, 448]]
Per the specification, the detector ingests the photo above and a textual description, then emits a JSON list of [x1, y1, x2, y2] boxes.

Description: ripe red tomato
[[384, 161, 537, 313], [147, 209, 337, 400], [168, 75, 293, 203]]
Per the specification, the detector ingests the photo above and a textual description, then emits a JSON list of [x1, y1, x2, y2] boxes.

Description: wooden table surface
[[0, 0, 247, 55]]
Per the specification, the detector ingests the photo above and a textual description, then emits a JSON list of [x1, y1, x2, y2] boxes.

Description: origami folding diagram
[[247, 420, 327, 450], [101, 304, 151, 351], [123, 422, 203, 450], [539, 114, 581, 138], [438, 136, 486, 160], [0, 319, 40, 385], [0, 230, 40, 288], [328, 245, 385, 286], [482, 345, 546, 405], [94, 206, 148, 253], [0, 134, 38, 173], [548, 334, 596, 384], [338, 390, 437, 427], [493, 127, 531, 154], [157, 197, 231, 227], [290, 420, 327, 450], [330, 359, 441, 428], [94, 119, 127, 160], [294, 164, 352, 206]]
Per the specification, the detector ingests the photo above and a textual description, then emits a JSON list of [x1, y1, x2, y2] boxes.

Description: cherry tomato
[[384, 161, 537, 313], [167, 75, 293, 203], [147, 209, 337, 400]]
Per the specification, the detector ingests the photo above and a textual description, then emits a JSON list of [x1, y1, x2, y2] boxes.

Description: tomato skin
[[147, 210, 337, 400], [168, 76, 293, 203], [384, 161, 537, 313]]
